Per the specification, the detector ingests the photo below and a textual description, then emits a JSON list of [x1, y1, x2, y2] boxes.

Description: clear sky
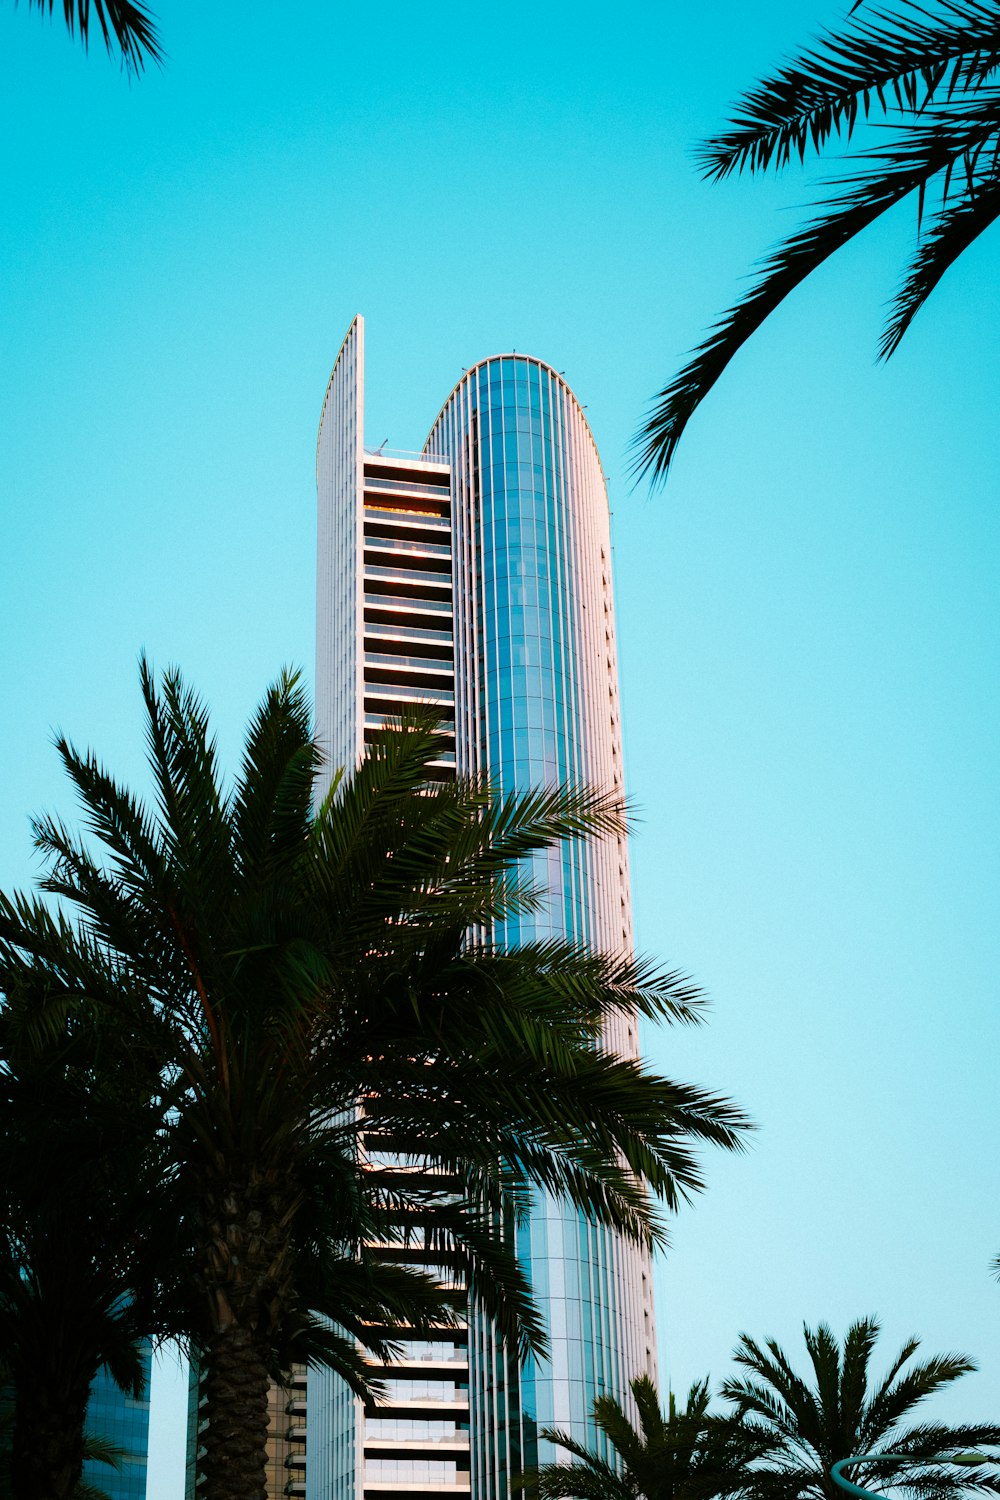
[[2, 2, 999, 1496]]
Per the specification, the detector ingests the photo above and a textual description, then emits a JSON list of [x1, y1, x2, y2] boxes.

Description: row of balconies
[[357, 1037, 473, 1499]]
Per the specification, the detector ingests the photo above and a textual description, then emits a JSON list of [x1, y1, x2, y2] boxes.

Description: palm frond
[[863, 1351, 978, 1440], [34, 743, 163, 900], [24, 0, 163, 73], [528, 1450, 633, 1500], [699, 1, 1000, 180], [229, 669, 318, 889], [591, 1391, 650, 1472], [635, 95, 1000, 484], [858, 1334, 922, 1444], [140, 656, 236, 920], [839, 1318, 881, 1451], [529, 1371, 777, 1500], [631, 1371, 672, 1444], [880, 162, 1000, 353], [804, 1321, 844, 1445]]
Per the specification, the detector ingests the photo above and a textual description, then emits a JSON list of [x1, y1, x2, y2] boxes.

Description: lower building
[[83, 1352, 152, 1500]]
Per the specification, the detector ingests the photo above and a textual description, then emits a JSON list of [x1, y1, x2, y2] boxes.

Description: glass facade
[[310, 318, 656, 1500], [82, 1348, 152, 1500], [426, 356, 653, 1500]]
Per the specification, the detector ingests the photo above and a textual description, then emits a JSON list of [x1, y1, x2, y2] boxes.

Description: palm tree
[[636, 1, 1000, 482], [720, 1318, 1000, 1500], [22, 1, 162, 73], [0, 976, 176, 1500], [0, 1375, 125, 1500], [525, 1373, 775, 1500], [0, 660, 750, 1500]]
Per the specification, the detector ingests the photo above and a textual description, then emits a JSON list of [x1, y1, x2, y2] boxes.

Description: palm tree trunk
[[198, 1324, 272, 1500], [10, 1364, 90, 1500]]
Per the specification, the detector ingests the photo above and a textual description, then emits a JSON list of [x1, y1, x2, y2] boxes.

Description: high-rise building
[[83, 1353, 152, 1500], [308, 316, 655, 1500]]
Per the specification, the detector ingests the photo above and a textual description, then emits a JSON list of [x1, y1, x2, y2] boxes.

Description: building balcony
[[364, 565, 453, 593], [363, 535, 452, 562], [364, 475, 451, 499], [364, 622, 453, 649], [365, 550, 452, 580], [366, 1396, 469, 1414], [364, 1438, 470, 1454], [363, 682, 454, 706], [364, 592, 452, 618], [362, 1480, 471, 1494], [364, 447, 450, 473], [366, 1358, 468, 1374], [365, 514, 451, 543], [364, 653, 453, 678]]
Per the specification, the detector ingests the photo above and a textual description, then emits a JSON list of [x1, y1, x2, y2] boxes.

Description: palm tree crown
[[721, 1318, 1000, 1500], [0, 661, 749, 1500], [526, 1373, 777, 1500], [636, 0, 1000, 482]]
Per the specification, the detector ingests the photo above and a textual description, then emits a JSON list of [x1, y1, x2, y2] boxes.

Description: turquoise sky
[[3, 2, 999, 1493]]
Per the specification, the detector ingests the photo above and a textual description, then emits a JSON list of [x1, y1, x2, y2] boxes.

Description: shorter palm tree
[[0, 977, 174, 1500], [524, 1373, 775, 1500], [0, 1380, 125, 1500], [721, 1318, 1000, 1500]]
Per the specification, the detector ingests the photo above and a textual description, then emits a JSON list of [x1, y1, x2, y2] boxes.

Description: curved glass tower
[[311, 317, 655, 1500]]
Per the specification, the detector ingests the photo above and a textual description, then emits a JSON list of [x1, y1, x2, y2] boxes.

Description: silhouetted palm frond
[[698, 2, 1000, 180], [23, 0, 162, 73], [637, 1, 1000, 483]]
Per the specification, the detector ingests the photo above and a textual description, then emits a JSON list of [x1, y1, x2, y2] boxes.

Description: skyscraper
[[83, 1354, 152, 1500], [309, 317, 655, 1500]]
